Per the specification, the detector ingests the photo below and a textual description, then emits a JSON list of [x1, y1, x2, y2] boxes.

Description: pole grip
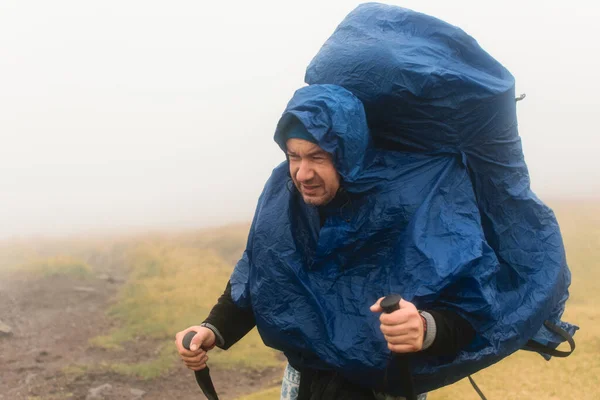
[[182, 330, 219, 400], [381, 294, 402, 314]]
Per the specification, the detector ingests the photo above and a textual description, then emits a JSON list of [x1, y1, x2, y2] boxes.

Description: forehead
[[285, 138, 326, 154]]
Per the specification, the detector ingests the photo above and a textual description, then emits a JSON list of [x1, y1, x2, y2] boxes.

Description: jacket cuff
[[200, 322, 225, 348], [420, 311, 437, 350]]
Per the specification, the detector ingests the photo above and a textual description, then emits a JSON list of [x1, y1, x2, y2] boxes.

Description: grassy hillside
[[89, 227, 281, 377], [1, 202, 597, 399], [0, 224, 281, 382]]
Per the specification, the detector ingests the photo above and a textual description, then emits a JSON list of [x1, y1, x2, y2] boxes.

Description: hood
[[274, 84, 371, 185]]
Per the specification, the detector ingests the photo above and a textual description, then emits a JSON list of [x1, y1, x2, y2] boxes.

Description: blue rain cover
[[231, 3, 577, 396]]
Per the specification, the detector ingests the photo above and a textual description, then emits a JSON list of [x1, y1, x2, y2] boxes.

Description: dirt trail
[[0, 271, 282, 400]]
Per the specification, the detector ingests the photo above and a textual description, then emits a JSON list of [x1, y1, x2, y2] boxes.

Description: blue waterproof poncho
[[231, 3, 576, 396]]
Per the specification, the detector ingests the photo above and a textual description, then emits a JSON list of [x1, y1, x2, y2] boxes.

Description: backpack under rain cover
[[230, 3, 577, 396]]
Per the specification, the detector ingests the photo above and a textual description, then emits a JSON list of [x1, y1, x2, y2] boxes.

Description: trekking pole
[[182, 331, 219, 400], [381, 294, 417, 400]]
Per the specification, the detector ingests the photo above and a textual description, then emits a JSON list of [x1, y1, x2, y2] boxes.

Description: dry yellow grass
[[88, 228, 281, 376], [18, 255, 93, 278], [1, 202, 596, 398], [0, 224, 281, 380], [236, 386, 282, 400]]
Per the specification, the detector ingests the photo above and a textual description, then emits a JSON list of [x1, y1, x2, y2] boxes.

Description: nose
[[296, 160, 314, 183]]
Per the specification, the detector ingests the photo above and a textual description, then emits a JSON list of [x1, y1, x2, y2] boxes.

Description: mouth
[[301, 185, 321, 195]]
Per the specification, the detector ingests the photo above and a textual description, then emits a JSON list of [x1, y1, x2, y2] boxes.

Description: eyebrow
[[287, 149, 328, 157]]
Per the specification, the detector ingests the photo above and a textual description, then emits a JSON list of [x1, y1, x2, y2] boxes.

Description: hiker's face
[[286, 138, 340, 206]]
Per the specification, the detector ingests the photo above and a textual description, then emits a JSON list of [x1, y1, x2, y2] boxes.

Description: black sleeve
[[202, 281, 256, 350], [421, 309, 476, 356]]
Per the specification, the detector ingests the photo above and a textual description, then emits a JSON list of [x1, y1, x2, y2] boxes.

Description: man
[[176, 4, 575, 399], [175, 84, 475, 399]]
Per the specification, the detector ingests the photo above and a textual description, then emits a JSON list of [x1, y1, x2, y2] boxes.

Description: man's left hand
[[370, 297, 424, 353]]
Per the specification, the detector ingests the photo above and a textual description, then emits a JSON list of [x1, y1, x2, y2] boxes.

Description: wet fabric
[[231, 3, 576, 396]]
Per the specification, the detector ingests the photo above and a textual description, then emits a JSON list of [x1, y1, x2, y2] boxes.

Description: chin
[[302, 194, 334, 206]]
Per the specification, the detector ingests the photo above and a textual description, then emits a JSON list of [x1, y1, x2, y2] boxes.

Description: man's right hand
[[174, 326, 217, 371]]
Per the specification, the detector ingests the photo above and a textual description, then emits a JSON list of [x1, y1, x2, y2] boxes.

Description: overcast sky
[[1, 0, 598, 239]]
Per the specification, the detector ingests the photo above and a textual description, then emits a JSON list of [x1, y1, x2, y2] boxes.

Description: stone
[[25, 373, 37, 385], [86, 383, 113, 399], [0, 319, 13, 336], [74, 286, 97, 293], [130, 388, 146, 398], [98, 273, 119, 283]]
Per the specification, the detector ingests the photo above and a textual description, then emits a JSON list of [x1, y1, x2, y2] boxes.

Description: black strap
[[194, 368, 219, 400], [468, 375, 488, 400], [465, 320, 574, 400], [182, 331, 220, 400], [522, 320, 576, 358]]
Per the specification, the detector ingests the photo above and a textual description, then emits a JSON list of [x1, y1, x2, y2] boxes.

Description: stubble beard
[[301, 190, 335, 206]]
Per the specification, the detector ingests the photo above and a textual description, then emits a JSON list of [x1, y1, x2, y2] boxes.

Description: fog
[[1, 0, 598, 239]]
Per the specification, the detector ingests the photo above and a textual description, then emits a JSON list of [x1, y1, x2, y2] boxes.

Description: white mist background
[[1, 0, 598, 239]]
